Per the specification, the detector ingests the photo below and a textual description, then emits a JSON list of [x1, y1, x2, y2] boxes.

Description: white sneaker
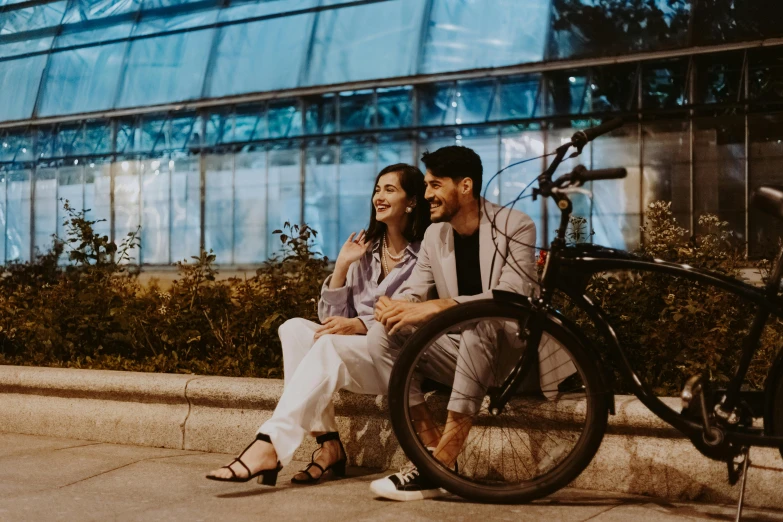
[[369, 464, 448, 502]]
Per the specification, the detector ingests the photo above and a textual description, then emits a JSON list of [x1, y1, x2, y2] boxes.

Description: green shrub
[[560, 202, 781, 395], [0, 203, 329, 377]]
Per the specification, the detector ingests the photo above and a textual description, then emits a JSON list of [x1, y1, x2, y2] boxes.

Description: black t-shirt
[[453, 229, 482, 296]]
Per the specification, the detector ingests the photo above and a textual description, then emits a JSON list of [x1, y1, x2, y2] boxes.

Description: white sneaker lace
[[397, 464, 419, 485]]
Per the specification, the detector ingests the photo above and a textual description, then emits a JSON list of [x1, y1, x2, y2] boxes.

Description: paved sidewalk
[[1, 432, 781, 522]]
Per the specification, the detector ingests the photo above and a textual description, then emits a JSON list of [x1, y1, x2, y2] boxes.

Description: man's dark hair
[[421, 145, 482, 198]]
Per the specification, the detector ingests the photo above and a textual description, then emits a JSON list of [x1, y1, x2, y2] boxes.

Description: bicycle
[[386, 118, 783, 519]]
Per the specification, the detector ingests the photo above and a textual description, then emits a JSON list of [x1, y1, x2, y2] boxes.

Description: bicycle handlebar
[[570, 117, 625, 149], [570, 165, 627, 184]]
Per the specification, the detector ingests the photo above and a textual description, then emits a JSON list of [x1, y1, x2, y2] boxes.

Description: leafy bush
[[0, 203, 329, 377], [560, 202, 781, 395]]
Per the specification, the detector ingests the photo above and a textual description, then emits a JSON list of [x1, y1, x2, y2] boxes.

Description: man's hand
[[314, 317, 367, 340], [375, 299, 456, 335]]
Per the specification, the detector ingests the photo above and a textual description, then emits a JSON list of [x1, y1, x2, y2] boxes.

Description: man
[[366, 145, 540, 501]]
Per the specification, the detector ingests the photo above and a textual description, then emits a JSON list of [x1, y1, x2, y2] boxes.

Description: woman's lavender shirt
[[318, 240, 421, 331]]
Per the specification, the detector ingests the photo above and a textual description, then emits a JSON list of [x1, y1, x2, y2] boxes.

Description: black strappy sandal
[[205, 433, 282, 485], [290, 432, 347, 485]]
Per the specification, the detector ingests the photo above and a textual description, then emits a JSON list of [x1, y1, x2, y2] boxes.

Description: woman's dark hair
[[365, 163, 430, 244], [421, 145, 482, 198]]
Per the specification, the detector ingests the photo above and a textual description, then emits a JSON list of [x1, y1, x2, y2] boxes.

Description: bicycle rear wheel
[[388, 299, 610, 503]]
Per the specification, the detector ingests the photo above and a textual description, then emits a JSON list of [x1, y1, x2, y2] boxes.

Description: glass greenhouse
[[0, 0, 781, 264]]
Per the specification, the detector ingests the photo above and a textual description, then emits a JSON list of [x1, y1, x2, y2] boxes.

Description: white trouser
[[259, 318, 384, 466]]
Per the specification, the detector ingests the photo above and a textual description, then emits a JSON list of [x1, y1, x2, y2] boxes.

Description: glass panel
[[170, 155, 200, 262], [115, 119, 138, 154], [455, 79, 496, 125], [218, 0, 318, 22], [85, 122, 113, 155], [36, 126, 55, 159], [421, 0, 548, 74], [418, 82, 457, 127], [545, 70, 590, 115], [207, 14, 314, 97], [492, 74, 541, 121], [0, 173, 7, 262], [377, 87, 412, 129], [57, 165, 84, 242], [340, 90, 375, 133], [749, 113, 783, 257], [694, 51, 745, 105], [0, 35, 54, 58], [84, 161, 112, 244], [694, 114, 745, 243], [461, 127, 500, 202], [38, 43, 126, 117], [591, 64, 639, 113], [234, 150, 267, 264], [548, 0, 692, 60], [749, 48, 783, 104], [205, 154, 233, 263], [642, 119, 690, 231], [305, 143, 338, 259], [134, 7, 218, 35], [377, 134, 413, 165], [34, 168, 57, 255], [0, 1, 67, 35], [591, 123, 640, 250], [113, 159, 141, 263], [6, 169, 31, 262], [0, 54, 47, 122], [304, 95, 337, 135], [118, 29, 215, 108], [140, 157, 170, 264], [233, 104, 266, 143], [268, 100, 302, 138], [499, 125, 546, 247], [338, 138, 375, 249], [267, 144, 301, 256], [205, 111, 232, 146], [305, 0, 423, 85], [54, 127, 83, 158], [55, 21, 134, 47], [136, 116, 167, 153], [692, 0, 783, 45], [171, 115, 202, 151], [642, 59, 689, 109], [62, 0, 141, 24]]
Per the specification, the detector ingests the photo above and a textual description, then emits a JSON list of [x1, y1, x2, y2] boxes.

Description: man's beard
[[430, 198, 460, 223]]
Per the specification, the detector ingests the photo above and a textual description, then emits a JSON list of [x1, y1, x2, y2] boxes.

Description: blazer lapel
[[441, 226, 459, 298], [479, 200, 498, 291]]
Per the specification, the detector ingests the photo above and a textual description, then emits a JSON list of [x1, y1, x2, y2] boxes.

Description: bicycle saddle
[[752, 186, 783, 221]]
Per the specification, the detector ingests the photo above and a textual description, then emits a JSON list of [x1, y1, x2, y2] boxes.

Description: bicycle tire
[[388, 299, 610, 504], [771, 366, 783, 460]]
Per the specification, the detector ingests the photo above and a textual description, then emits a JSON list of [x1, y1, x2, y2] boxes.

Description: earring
[[405, 206, 413, 214]]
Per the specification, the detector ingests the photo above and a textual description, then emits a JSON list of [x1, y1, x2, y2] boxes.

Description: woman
[[206, 163, 430, 485]]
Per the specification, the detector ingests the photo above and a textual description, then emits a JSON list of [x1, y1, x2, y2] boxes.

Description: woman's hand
[[314, 317, 368, 340], [335, 231, 369, 269]]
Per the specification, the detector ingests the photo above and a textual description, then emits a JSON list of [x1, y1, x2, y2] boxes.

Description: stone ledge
[[1, 365, 781, 509]]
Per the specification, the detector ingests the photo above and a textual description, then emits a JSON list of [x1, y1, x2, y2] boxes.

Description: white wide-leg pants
[[258, 318, 384, 466]]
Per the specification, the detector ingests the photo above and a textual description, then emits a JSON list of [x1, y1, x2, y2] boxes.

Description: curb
[[1, 365, 781, 509]]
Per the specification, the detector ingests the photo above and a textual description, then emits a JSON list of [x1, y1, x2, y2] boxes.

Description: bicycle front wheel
[[388, 299, 610, 504]]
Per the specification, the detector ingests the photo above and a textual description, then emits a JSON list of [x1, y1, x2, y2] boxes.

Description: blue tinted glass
[[171, 115, 202, 150], [418, 82, 457, 127], [268, 101, 302, 138], [205, 154, 233, 263], [233, 105, 267, 142], [118, 29, 215, 108], [140, 157, 171, 264], [56, 166, 84, 245], [0, 2, 67, 34], [218, 0, 317, 22], [340, 90, 375, 132], [421, 0, 548, 74], [492, 75, 541, 121], [377, 87, 412, 128], [305, 0, 424, 85], [590, 64, 638, 112], [137, 117, 167, 152], [38, 43, 126, 117], [207, 14, 314, 97], [113, 159, 141, 263], [0, 54, 46, 122], [6, 170, 31, 262], [62, 0, 141, 24], [170, 155, 200, 262], [305, 95, 337, 135], [643, 59, 688, 109], [234, 150, 267, 263], [85, 123, 113, 154], [545, 71, 590, 115], [134, 8, 218, 35], [338, 138, 375, 245], [0, 36, 54, 58], [206, 112, 232, 146], [34, 168, 57, 254], [455, 79, 496, 124], [55, 22, 134, 47], [305, 144, 338, 259], [267, 145, 302, 256]]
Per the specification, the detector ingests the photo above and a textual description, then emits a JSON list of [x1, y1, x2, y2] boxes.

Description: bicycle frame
[[539, 239, 783, 449]]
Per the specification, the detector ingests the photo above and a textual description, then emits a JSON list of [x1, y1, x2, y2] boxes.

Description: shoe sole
[[370, 481, 448, 502]]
